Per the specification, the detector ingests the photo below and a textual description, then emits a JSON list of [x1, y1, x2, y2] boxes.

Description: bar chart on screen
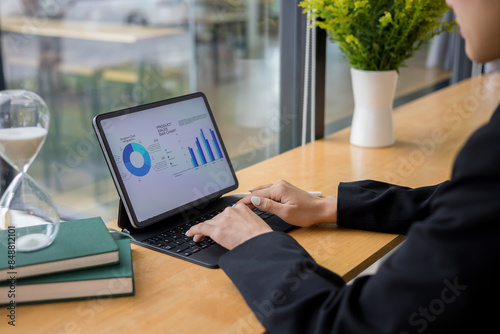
[[187, 128, 224, 168]]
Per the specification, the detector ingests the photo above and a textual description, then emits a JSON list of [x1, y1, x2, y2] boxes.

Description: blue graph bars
[[200, 129, 215, 162], [210, 129, 223, 159], [188, 128, 223, 167], [188, 147, 198, 167], [195, 137, 207, 165]]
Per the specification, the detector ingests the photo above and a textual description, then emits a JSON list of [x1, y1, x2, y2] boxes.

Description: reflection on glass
[[0, 0, 281, 221], [324, 39, 452, 132]]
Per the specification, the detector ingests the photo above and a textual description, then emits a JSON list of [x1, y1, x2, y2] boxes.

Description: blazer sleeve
[[337, 180, 449, 235], [219, 106, 500, 334]]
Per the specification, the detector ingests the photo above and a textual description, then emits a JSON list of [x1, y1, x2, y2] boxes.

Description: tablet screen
[[94, 93, 238, 227]]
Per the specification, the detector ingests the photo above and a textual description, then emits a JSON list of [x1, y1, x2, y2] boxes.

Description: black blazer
[[219, 104, 500, 333]]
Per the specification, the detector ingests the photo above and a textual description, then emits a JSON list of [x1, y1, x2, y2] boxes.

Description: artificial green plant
[[299, 0, 455, 71]]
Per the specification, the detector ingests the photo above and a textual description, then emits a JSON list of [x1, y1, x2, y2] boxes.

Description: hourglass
[[0, 90, 60, 252]]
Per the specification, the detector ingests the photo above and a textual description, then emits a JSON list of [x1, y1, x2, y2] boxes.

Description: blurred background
[[0, 0, 452, 222]]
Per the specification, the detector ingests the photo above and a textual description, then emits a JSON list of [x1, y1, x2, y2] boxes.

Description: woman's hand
[[186, 180, 337, 250], [186, 203, 272, 250], [239, 179, 338, 227]]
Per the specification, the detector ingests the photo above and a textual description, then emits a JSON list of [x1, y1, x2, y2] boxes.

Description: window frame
[[279, 1, 326, 153]]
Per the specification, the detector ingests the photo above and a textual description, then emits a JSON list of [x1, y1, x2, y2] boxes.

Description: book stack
[[0, 217, 134, 305]]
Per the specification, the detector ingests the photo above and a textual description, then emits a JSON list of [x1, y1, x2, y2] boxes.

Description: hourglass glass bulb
[[0, 90, 49, 172], [0, 127, 48, 172], [0, 90, 59, 252]]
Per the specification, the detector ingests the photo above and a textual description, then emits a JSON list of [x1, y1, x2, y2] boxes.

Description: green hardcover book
[[0, 237, 134, 305], [0, 217, 119, 281]]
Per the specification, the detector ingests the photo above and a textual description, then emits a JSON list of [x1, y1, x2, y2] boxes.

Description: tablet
[[93, 92, 238, 228]]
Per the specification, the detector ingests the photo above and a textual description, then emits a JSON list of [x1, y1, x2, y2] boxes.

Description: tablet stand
[[117, 199, 140, 233]]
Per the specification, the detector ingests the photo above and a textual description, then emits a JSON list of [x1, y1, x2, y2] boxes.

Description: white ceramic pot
[[350, 68, 398, 148]]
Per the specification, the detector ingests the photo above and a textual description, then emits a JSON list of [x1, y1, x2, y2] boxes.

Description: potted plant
[[299, 0, 455, 147]]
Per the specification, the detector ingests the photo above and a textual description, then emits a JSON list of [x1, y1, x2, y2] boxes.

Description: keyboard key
[[174, 245, 190, 253], [164, 243, 177, 250], [190, 246, 201, 253], [142, 207, 234, 256]]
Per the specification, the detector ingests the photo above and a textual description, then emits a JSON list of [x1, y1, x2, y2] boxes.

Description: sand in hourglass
[[2, 210, 54, 251], [0, 127, 50, 251], [0, 127, 47, 170]]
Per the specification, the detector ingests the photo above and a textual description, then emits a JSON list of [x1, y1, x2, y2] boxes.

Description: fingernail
[[185, 230, 190, 236], [251, 196, 261, 206]]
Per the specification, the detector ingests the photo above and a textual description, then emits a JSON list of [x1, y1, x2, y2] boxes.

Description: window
[[0, 1, 462, 223], [324, 39, 452, 134], [0, 0, 281, 221]]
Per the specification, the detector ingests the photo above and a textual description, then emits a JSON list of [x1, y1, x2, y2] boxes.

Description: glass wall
[[0, 0, 280, 221], [324, 39, 452, 132]]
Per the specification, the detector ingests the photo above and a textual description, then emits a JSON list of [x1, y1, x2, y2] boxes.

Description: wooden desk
[[3, 74, 500, 333]]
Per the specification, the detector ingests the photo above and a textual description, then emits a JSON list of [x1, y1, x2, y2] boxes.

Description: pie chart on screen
[[122, 143, 151, 177]]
